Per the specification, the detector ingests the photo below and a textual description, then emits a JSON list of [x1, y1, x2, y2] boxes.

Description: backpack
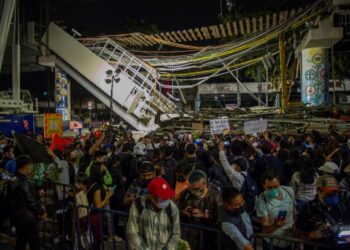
[[134, 197, 190, 250], [208, 165, 233, 189], [134, 197, 174, 225], [240, 173, 258, 214]]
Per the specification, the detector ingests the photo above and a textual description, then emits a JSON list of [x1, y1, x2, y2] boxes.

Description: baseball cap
[[147, 177, 175, 200], [319, 161, 339, 174], [316, 175, 339, 192]]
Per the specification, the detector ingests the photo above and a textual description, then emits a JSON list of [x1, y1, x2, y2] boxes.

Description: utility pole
[[279, 32, 287, 112], [236, 70, 241, 107]]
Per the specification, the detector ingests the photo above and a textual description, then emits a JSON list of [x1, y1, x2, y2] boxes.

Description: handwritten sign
[[210, 118, 230, 134], [244, 119, 268, 135]]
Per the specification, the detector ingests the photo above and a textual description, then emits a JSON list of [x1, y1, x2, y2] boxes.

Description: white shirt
[[219, 151, 245, 190]]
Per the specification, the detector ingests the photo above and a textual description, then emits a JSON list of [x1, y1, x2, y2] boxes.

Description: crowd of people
[[1, 127, 350, 250]]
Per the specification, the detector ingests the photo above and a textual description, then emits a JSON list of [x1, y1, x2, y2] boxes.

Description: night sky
[[23, 0, 316, 36], [0, 0, 317, 107]]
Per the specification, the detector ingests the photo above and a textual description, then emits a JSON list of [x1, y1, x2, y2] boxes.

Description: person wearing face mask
[[219, 187, 255, 250], [87, 159, 115, 249], [0, 145, 15, 169], [177, 170, 222, 250], [87, 149, 119, 243], [127, 177, 180, 250], [256, 170, 296, 250], [124, 161, 156, 207], [296, 175, 350, 250], [8, 155, 47, 250]]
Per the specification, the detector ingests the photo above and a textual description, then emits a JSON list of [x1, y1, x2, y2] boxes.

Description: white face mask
[[157, 200, 170, 209]]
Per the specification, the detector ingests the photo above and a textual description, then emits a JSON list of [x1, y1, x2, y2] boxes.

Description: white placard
[[244, 119, 268, 135], [210, 118, 230, 134]]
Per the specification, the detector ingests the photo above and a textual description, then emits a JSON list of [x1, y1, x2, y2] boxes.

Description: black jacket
[[8, 172, 45, 223]]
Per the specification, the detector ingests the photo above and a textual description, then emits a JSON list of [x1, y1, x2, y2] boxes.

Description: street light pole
[[105, 68, 121, 128], [109, 75, 115, 126]]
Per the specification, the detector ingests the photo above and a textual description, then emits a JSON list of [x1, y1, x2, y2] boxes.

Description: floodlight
[[114, 78, 120, 83], [106, 70, 113, 77], [105, 78, 112, 84], [115, 68, 122, 75]]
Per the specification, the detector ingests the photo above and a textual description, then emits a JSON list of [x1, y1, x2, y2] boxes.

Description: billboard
[[0, 114, 35, 137], [301, 48, 328, 106], [55, 68, 70, 120]]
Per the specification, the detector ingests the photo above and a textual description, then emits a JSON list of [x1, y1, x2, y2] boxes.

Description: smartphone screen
[[277, 210, 287, 220]]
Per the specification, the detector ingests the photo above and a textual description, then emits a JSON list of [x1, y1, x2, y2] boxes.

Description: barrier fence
[[32, 179, 76, 249], [0, 175, 336, 250], [74, 205, 332, 250]]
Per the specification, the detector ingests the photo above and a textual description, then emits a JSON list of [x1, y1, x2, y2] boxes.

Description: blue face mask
[[323, 194, 339, 207], [266, 188, 280, 199], [157, 200, 170, 209]]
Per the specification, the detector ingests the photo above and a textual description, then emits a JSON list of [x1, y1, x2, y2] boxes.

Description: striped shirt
[[290, 172, 318, 202]]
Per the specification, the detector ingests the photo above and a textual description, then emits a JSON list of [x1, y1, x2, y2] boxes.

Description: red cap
[[147, 177, 175, 200]]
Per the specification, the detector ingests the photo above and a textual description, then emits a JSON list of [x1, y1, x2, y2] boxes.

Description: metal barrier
[[0, 173, 337, 250], [29, 178, 76, 249], [0, 173, 76, 249], [74, 205, 336, 250], [74, 205, 223, 250], [255, 233, 332, 250], [75, 205, 129, 250]]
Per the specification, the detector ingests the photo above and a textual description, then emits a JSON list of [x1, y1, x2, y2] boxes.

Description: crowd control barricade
[[29, 178, 76, 249], [255, 233, 332, 250], [75, 205, 129, 250], [74, 205, 223, 250]]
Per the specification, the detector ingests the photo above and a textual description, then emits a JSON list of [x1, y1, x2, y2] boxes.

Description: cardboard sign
[[44, 113, 63, 138], [210, 118, 230, 135], [244, 119, 268, 135], [192, 122, 203, 132]]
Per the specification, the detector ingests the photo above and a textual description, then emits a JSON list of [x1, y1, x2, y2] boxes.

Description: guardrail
[[0, 173, 337, 250], [255, 233, 332, 250]]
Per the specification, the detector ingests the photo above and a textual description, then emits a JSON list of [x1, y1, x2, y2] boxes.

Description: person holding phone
[[256, 170, 296, 250]]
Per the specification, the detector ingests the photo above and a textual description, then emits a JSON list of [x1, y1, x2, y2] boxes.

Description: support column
[[54, 68, 71, 120], [12, 0, 20, 102], [279, 33, 287, 111], [236, 70, 241, 107], [301, 48, 328, 106], [194, 93, 201, 112]]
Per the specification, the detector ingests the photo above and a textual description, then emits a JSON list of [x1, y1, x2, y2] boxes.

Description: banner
[[44, 113, 63, 139], [210, 118, 230, 135], [55, 68, 70, 120], [50, 134, 74, 152], [0, 114, 35, 137], [301, 48, 328, 106], [244, 119, 268, 135]]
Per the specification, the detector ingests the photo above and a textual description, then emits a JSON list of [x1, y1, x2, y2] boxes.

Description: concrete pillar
[[301, 48, 328, 106], [194, 94, 201, 112], [54, 68, 71, 120]]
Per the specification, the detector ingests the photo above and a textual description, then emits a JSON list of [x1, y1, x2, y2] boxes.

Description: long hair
[[299, 157, 316, 184]]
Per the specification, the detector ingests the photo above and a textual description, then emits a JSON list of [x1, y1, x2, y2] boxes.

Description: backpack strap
[[135, 197, 144, 215], [280, 186, 293, 201], [165, 203, 174, 226]]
